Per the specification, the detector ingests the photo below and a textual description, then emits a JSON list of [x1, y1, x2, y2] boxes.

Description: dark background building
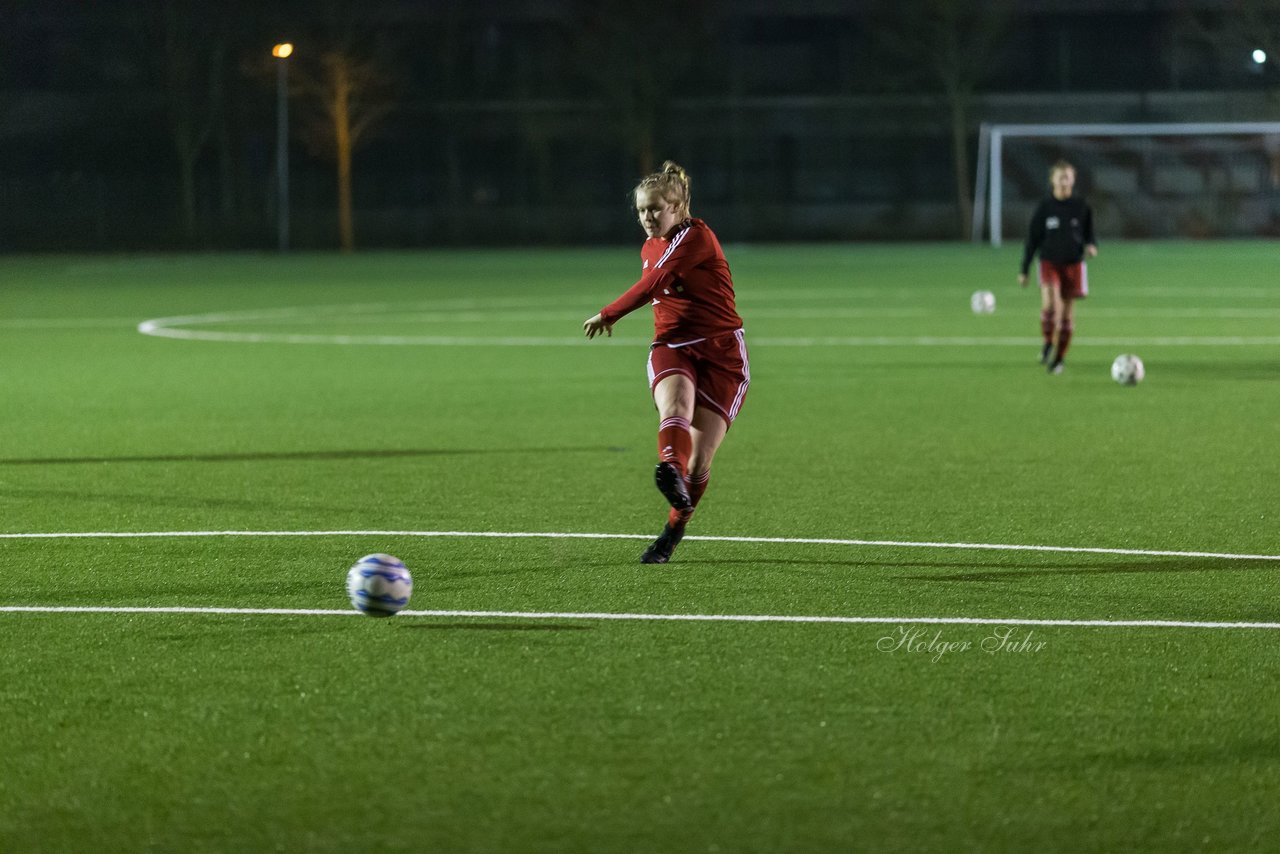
[[2, 0, 1278, 250]]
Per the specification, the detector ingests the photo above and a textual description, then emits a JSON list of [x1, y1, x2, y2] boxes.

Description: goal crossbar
[[974, 122, 1280, 245]]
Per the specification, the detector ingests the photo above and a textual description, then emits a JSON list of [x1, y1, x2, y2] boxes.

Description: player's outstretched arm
[[583, 313, 613, 339]]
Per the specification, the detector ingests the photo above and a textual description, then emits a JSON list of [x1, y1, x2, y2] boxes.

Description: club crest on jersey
[[1046, 216, 1060, 230]]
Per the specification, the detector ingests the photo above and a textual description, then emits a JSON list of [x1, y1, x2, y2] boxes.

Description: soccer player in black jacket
[[1018, 160, 1098, 374]]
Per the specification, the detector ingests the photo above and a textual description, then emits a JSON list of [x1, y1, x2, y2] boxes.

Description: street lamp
[[272, 43, 293, 251]]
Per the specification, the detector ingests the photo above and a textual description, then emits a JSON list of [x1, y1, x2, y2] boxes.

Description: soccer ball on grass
[[346, 554, 413, 617], [1110, 354, 1145, 386], [970, 290, 996, 314]]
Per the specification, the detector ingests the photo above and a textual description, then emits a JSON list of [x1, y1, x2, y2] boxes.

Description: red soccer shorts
[[646, 329, 750, 427], [1039, 260, 1089, 299]]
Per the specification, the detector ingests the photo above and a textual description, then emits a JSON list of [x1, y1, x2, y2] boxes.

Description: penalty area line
[[0, 529, 1277, 562], [0, 605, 1278, 631]]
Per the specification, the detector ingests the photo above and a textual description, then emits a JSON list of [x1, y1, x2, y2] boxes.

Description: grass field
[[1, 242, 1278, 852]]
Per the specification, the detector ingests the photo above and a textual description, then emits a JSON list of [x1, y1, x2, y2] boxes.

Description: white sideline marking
[[755, 336, 1280, 347], [1130, 286, 1275, 298], [0, 529, 1277, 562], [1, 605, 1278, 631], [1088, 307, 1280, 318], [137, 304, 1280, 348], [137, 324, 1280, 348], [0, 317, 142, 329]]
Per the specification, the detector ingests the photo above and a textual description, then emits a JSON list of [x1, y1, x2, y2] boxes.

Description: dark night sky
[[1, 0, 1276, 248]]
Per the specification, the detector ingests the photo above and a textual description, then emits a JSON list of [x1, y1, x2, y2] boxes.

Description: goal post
[[974, 122, 1280, 246]]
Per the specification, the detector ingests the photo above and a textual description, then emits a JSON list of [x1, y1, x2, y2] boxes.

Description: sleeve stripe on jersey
[[655, 225, 691, 269]]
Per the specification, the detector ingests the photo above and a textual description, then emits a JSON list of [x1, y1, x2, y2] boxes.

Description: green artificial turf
[[1, 243, 1277, 852]]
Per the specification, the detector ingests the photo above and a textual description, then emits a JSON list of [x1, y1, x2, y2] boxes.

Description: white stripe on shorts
[[729, 328, 750, 420]]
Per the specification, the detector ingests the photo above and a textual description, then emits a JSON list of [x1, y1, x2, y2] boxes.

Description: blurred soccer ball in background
[[1111, 354, 1145, 386], [346, 554, 413, 617], [970, 290, 996, 314]]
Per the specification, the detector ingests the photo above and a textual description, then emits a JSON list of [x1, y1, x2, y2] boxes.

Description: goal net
[[974, 122, 1280, 245]]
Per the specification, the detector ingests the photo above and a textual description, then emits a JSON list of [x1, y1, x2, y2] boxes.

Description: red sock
[[1040, 310, 1055, 344], [657, 416, 691, 475], [1056, 321, 1074, 360], [687, 469, 710, 507], [667, 469, 710, 528]]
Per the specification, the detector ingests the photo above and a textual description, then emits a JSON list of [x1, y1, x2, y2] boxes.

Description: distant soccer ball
[[346, 554, 413, 617], [970, 290, 996, 314], [1111, 354, 1145, 386]]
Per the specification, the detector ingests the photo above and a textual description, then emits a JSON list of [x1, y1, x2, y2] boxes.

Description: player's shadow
[[148, 622, 350, 641], [669, 557, 1269, 579], [1009, 736, 1280, 773], [674, 558, 978, 570], [890, 557, 1267, 581], [0, 486, 288, 511], [0, 446, 627, 466], [402, 622, 593, 632], [1149, 360, 1278, 381]]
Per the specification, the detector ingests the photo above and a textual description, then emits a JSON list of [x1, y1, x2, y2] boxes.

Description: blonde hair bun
[[636, 161, 692, 215]]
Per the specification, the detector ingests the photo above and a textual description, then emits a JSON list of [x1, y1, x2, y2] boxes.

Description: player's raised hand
[[583, 313, 612, 339], [1017, 274, 1028, 288]]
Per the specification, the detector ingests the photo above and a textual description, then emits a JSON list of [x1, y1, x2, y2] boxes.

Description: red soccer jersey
[[599, 218, 744, 345]]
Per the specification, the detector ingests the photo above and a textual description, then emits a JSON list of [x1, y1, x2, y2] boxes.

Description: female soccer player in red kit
[[583, 162, 749, 564], [1019, 159, 1098, 374]]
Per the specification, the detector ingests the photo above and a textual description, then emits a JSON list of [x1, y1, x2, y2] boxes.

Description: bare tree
[[1175, 0, 1280, 105], [1175, 0, 1280, 186], [867, 0, 1013, 237], [291, 45, 397, 252], [563, 0, 722, 174], [158, 2, 227, 242]]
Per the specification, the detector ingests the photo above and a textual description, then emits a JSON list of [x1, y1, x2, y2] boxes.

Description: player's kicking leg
[[641, 406, 728, 564], [649, 373, 695, 514]]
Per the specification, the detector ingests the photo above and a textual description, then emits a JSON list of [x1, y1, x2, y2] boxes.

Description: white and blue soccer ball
[[970, 290, 996, 314], [1111, 354, 1145, 386], [346, 554, 413, 617]]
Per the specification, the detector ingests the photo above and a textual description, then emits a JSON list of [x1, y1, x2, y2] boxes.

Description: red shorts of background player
[[646, 329, 750, 427], [1039, 260, 1089, 299]]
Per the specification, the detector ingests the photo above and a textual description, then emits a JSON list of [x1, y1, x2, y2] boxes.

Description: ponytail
[[635, 160, 692, 215]]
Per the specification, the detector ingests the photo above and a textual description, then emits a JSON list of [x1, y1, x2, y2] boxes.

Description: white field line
[[137, 303, 1280, 348], [1, 528, 1276, 562], [136, 325, 1280, 349], [0, 317, 143, 329], [752, 336, 1280, 347], [1129, 286, 1276, 298], [143, 306, 1280, 325], [10, 306, 1264, 332], [1087, 307, 1280, 318], [1, 605, 1278, 630], [200, 307, 933, 325]]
